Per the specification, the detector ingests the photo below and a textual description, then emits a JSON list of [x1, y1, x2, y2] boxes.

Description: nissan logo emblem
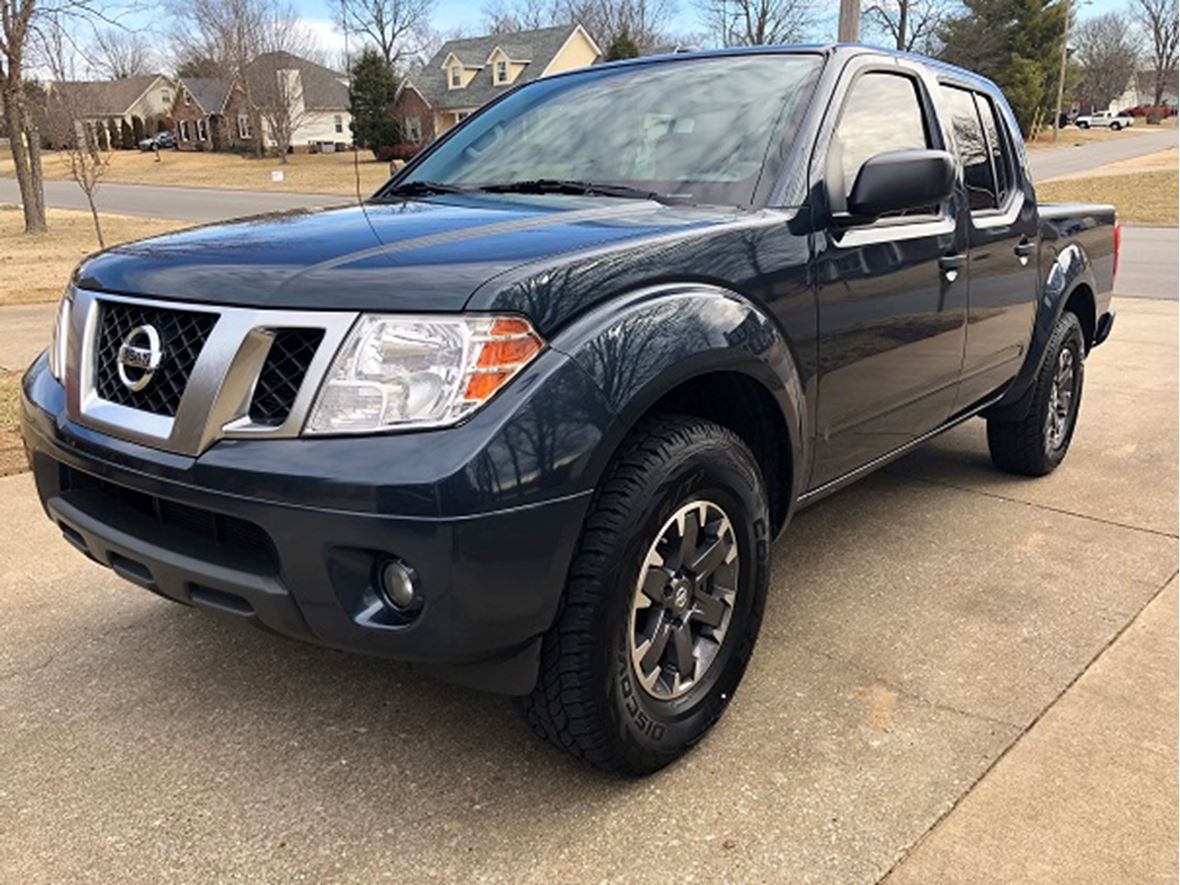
[[116, 324, 164, 392]]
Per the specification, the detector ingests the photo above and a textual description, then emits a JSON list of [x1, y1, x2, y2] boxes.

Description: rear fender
[[550, 283, 810, 520], [986, 241, 1098, 420]]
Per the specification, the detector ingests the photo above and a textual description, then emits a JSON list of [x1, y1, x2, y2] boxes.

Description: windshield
[[392, 54, 822, 207]]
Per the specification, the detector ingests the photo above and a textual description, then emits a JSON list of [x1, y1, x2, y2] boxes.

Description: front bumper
[[20, 356, 598, 694]]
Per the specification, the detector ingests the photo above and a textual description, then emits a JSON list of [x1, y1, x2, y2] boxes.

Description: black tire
[[520, 415, 771, 775], [1078, 121, 1090, 129], [1111, 122, 1121, 131], [987, 311, 1086, 476]]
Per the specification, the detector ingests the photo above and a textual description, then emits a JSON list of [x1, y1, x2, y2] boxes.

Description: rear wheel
[[1078, 120, 1090, 129], [1111, 121, 1122, 131], [520, 415, 770, 775], [987, 311, 1085, 476]]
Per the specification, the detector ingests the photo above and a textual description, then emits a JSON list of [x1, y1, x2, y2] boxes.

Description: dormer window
[[495, 60, 508, 83], [449, 65, 462, 88]]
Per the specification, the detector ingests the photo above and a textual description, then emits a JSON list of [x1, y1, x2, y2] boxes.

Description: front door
[[937, 82, 1039, 408], [810, 64, 968, 488]]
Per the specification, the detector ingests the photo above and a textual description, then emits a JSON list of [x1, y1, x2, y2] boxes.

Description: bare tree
[[482, 0, 551, 33], [479, 0, 675, 50], [89, 25, 152, 78], [1, 0, 48, 233], [1074, 13, 1141, 111], [252, 10, 319, 163], [1131, 0, 1179, 106], [862, 0, 949, 52], [696, 0, 814, 46], [41, 14, 111, 245], [335, 0, 433, 69], [170, 0, 267, 156], [568, 0, 676, 49]]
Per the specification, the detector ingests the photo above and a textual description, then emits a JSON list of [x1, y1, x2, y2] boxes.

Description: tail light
[[1112, 223, 1121, 286]]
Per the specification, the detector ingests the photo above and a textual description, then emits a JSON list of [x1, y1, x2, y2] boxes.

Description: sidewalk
[[887, 578, 1178, 883]]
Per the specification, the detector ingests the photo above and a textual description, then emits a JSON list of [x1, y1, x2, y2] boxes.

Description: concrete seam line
[[886, 470, 1180, 541], [875, 568, 1179, 884]]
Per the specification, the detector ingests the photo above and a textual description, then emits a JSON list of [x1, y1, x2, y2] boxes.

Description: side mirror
[[846, 149, 956, 221]]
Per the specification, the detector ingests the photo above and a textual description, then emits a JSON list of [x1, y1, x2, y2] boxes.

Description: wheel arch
[[551, 282, 811, 535], [986, 242, 1099, 421]]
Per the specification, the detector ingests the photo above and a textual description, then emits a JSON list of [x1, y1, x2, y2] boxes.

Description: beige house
[[390, 24, 601, 146], [47, 74, 175, 142]]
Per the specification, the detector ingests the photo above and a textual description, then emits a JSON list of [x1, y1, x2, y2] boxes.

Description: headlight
[[48, 291, 72, 383], [305, 314, 544, 434]]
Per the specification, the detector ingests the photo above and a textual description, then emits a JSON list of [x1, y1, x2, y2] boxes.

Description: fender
[[986, 238, 1100, 421], [549, 282, 811, 525]]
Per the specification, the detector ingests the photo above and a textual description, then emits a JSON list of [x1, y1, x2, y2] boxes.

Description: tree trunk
[[85, 189, 106, 249], [898, 0, 909, 50], [2, 81, 48, 234]]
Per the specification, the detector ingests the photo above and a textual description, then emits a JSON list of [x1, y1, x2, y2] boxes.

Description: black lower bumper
[[21, 370, 592, 695]]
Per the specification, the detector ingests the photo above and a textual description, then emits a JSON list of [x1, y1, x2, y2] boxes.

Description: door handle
[[939, 253, 967, 282], [1014, 240, 1034, 265]]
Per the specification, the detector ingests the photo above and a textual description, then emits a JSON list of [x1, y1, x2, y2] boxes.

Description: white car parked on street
[[1075, 110, 1135, 130]]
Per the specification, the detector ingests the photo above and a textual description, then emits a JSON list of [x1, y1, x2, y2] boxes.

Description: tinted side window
[[941, 85, 996, 211], [977, 94, 1014, 204], [836, 72, 930, 198]]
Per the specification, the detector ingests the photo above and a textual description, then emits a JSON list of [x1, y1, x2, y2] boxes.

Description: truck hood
[[74, 194, 743, 313]]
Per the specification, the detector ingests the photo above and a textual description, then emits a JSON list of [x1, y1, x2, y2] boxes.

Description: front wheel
[[520, 415, 770, 775], [987, 312, 1085, 476], [1111, 122, 1122, 131]]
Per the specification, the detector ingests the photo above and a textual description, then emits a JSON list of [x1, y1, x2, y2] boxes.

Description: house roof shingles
[[243, 51, 350, 111], [179, 77, 231, 114], [51, 74, 167, 117], [413, 25, 590, 111]]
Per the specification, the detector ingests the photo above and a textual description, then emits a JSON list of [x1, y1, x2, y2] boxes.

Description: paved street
[[1, 126, 1174, 223], [0, 295, 1175, 882], [1028, 127, 1178, 181], [0, 176, 348, 222]]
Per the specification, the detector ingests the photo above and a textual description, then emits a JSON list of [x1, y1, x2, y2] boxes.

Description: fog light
[[379, 559, 421, 612]]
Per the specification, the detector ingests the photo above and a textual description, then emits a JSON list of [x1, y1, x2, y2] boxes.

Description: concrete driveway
[[1, 295, 1175, 882]]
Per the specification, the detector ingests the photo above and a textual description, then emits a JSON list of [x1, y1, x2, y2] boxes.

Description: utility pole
[[1053, 0, 1071, 141], [838, 0, 861, 42]]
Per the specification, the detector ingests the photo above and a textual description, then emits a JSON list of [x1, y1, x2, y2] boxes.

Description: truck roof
[[589, 43, 1005, 101]]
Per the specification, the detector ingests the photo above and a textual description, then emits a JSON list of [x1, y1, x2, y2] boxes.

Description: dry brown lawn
[[1, 206, 187, 305], [0, 149, 392, 196], [1036, 168, 1178, 225], [0, 370, 25, 477]]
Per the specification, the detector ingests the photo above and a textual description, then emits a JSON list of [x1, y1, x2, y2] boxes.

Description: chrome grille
[[248, 328, 325, 426], [94, 301, 217, 416], [67, 289, 358, 456]]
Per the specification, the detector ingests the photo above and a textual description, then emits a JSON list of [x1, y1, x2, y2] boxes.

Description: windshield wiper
[[379, 180, 473, 198], [477, 179, 669, 202]]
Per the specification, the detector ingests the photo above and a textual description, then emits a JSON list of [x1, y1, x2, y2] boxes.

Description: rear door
[[809, 59, 969, 487], [937, 82, 1038, 408]]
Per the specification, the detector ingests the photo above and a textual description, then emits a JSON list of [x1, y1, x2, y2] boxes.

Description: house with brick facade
[[389, 24, 600, 147], [172, 52, 351, 153]]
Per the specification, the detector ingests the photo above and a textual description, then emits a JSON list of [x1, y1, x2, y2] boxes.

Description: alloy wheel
[[1045, 347, 1076, 453], [628, 500, 739, 700]]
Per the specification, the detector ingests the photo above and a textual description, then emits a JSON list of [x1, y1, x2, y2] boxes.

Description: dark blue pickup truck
[[21, 45, 1117, 774]]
